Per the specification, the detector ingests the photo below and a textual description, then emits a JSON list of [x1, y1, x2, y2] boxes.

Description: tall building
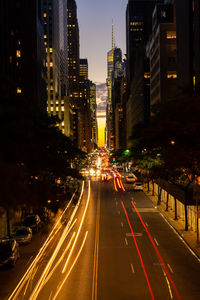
[[125, 0, 161, 147], [0, 0, 46, 110], [146, 1, 176, 111], [42, 0, 70, 135], [106, 43, 123, 150], [90, 81, 97, 147], [176, 0, 200, 94], [67, 0, 93, 152], [67, 0, 81, 146]]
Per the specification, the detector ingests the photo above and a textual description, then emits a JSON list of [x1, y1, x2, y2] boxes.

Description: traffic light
[[112, 157, 116, 162]]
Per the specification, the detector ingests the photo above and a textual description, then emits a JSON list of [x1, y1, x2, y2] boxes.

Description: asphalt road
[[1, 178, 200, 300]]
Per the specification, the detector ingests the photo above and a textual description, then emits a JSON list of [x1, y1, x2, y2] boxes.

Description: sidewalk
[[144, 186, 200, 260]]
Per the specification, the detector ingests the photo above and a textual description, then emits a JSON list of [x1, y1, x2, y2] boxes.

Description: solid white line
[[154, 238, 159, 246], [131, 264, 135, 273], [125, 238, 128, 246], [167, 264, 174, 274], [160, 213, 200, 263]]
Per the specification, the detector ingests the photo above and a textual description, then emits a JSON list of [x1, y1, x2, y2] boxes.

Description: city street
[[1, 178, 200, 300]]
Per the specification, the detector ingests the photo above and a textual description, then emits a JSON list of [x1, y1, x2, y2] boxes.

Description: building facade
[[146, 1, 177, 111]]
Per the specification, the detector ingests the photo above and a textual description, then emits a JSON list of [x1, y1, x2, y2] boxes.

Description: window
[[161, 11, 166, 18], [16, 50, 21, 57], [167, 71, 177, 79], [17, 87, 22, 94], [43, 12, 47, 18], [166, 31, 176, 39]]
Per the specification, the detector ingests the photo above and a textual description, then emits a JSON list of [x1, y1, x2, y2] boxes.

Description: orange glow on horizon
[[97, 112, 106, 147]]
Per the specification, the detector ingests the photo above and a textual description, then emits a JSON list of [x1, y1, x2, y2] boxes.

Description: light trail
[[113, 178, 118, 192], [120, 179, 126, 191], [29, 182, 85, 300], [52, 231, 88, 300], [62, 180, 91, 273], [131, 201, 181, 300], [121, 201, 155, 300], [8, 188, 80, 300], [43, 231, 76, 287], [117, 177, 122, 189]]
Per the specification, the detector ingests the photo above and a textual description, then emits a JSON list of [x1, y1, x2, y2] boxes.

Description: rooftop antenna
[[112, 19, 114, 51]]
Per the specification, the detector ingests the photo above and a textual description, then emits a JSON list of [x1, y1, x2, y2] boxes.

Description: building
[[125, 0, 162, 147], [176, 0, 200, 94], [106, 44, 123, 150], [0, 0, 46, 110], [146, 1, 176, 110], [42, 0, 70, 135], [67, 0, 81, 146], [90, 81, 98, 147]]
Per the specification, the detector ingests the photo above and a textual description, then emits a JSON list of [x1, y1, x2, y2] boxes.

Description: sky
[[76, 0, 127, 146]]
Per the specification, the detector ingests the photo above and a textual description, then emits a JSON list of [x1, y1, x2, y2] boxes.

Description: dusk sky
[[76, 0, 127, 146]]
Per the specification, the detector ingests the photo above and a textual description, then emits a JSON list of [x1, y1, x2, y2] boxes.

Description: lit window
[[50, 107, 54, 111], [166, 31, 176, 39], [50, 48, 53, 53], [167, 71, 177, 79], [161, 11, 166, 18], [16, 50, 21, 57], [50, 62, 53, 67], [61, 106, 64, 111], [17, 87, 22, 94], [44, 34, 47, 39], [43, 12, 47, 18]]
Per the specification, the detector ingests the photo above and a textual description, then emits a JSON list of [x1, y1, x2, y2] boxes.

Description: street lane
[[5, 177, 200, 300]]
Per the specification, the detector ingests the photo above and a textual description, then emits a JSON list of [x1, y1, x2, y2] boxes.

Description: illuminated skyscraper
[[42, 0, 69, 135]]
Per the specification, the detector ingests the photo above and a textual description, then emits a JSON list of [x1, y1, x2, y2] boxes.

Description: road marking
[[92, 181, 100, 300], [121, 221, 124, 228], [131, 264, 135, 274], [125, 238, 128, 246], [162, 269, 173, 299], [115, 201, 118, 206], [145, 222, 148, 227], [126, 232, 143, 237], [154, 238, 159, 246], [118, 210, 120, 215], [167, 264, 174, 274]]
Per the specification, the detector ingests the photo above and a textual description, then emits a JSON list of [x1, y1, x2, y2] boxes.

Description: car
[[23, 214, 41, 232], [133, 181, 143, 191], [13, 226, 32, 244], [0, 239, 20, 268], [125, 173, 137, 183]]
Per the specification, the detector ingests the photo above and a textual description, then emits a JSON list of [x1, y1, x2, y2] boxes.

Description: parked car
[[0, 239, 20, 267], [13, 226, 32, 244], [125, 173, 137, 183], [133, 181, 143, 191], [23, 214, 41, 232]]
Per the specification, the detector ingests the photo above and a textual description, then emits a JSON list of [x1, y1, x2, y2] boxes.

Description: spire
[[112, 19, 114, 51]]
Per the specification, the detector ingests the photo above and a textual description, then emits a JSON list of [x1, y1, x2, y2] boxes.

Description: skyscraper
[[0, 0, 46, 110], [42, 0, 69, 135], [125, 0, 161, 147]]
